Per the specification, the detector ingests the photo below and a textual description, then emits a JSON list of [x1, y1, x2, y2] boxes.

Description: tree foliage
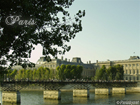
[[14, 67, 55, 80], [95, 64, 124, 81], [0, 0, 85, 71], [5, 64, 84, 81], [56, 64, 83, 80]]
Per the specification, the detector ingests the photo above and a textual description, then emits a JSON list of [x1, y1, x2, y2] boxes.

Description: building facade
[[12, 56, 140, 80], [36, 56, 95, 78], [95, 56, 140, 81]]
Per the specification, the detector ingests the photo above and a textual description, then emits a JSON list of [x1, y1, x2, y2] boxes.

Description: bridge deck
[[0, 81, 137, 91]]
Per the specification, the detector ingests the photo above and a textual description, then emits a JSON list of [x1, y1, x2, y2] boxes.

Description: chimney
[[61, 56, 63, 60], [96, 60, 98, 63], [89, 61, 91, 64]]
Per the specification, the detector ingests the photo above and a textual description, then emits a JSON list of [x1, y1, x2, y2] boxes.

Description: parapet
[[129, 56, 140, 60], [71, 57, 83, 63]]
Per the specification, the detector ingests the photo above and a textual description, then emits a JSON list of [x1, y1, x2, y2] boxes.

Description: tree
[[94, 66, 106, 80], [76, 65, 83, 79], [22, 69, 26, 80], [56, 64, 83, 80], [10, 69, 17, 79], [44, 67, 50, 80], [64, 64, 71, 79], [95, 65, 124, 81], [94, 69, 102, 80], [0, 0, 85, 71], [56, 64, 66, 80], [6, 69, 12, 79], [114, 64, 124, 80], [49, 68, 55, 79], [100, 65, 106, 80], [33, 69, 37, 80], [29, 70, 33, 80], [70, 65, 77, 78], [36, 67, 42, 80], [115, 72, 121, 80]]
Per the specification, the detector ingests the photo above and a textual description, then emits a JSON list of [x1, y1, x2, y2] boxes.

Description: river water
[[0, 90, 140, 105]]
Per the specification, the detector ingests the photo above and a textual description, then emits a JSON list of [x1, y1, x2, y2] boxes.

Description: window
[[137, 77, 139, 80], [126, 70, 128, 74], [130, 70, 131, 74], [129, 64, 131, 67], [137, 64, 139, 66], [126, 77, 128, 80], [129, 77, 131, 80], [133, 64, 135, 66], [133, 77, 135, 80], [133, 70, 135, 74], [137, 70, 139, 74]]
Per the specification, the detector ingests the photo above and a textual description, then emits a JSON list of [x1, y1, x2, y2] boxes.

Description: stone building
[[36, 56, 95, 78], [12, 56, 140, 80], [95, 56, 140, 81]]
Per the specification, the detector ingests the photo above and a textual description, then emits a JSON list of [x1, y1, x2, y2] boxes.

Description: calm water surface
[[0, 90, 140, 105]]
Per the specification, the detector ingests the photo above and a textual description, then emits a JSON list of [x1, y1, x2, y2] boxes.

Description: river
[[0, 90, 140, 105]]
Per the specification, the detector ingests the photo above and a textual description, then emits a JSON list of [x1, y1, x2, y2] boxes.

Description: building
[[95, 56, 140, 81], [36, 56, 95, 78], [12, 56, 140, 80]]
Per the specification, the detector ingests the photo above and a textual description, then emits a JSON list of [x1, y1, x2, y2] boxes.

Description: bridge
[[0, 80, 138, 104], [0, 80, 137, 91]]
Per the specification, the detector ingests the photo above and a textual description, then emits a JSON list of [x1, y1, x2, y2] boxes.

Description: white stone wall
[[73, 89, 89, 97], [112, 88, 126, 94], [44, 90, 61, 100], [2, 91, 20, 103], [95, 88, 110, 95]]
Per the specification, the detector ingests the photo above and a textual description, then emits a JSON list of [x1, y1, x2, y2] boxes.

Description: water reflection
[[2, 102, 20, 105], [111, 94, 125, 98], [94, 95, 109, 100], [94, 95, 109, 104], [44, 99, 60, 105], [73, 97, 88, 104]]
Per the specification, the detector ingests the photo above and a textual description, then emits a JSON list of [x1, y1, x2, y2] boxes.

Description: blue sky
[[29, 0, 140, 64]]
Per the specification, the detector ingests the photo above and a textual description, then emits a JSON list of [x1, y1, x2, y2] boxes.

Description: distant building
[[36, 56, 95, 78], [95, 56, 140, 81], [12, 56, 140, 80]]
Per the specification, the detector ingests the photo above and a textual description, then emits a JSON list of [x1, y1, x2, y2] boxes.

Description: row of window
[[83, 71, 94, 76], [125, 76, 139, 80], [84, 67, 93, 69], [45, 65, 56, 68], [123, 64, 139, 67], [125, 69, 139, 74]]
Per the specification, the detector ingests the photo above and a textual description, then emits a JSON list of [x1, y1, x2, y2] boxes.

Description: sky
[[29, 0, 140, 64]]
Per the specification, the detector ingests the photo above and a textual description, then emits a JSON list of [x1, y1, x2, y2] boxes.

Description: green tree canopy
[[57, 64, 83, 80], [95, 64, 124, 81], [0, 0, 85, 69]]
